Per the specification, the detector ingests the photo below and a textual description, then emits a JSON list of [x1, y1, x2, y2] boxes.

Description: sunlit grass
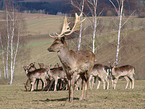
[[0, 80, 145, 109]]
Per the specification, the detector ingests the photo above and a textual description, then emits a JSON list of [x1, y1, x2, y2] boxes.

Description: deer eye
[[55, 42, 59, 44]]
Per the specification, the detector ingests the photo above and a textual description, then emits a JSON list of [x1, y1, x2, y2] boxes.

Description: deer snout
[[47, 48, 54, 52]]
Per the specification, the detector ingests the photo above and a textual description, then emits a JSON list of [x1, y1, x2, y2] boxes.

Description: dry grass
[[23, 13, 63, 35], [0, 80, 145, 109], [0, 11, 145, 109]]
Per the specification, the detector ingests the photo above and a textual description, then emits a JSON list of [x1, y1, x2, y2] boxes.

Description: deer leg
[[64, 78, 68, 90], [97, 80, 101, 89], [106, 78, 109, 90], [86, 76, 90, 100], [102, 79, 106, 90], [30, 79, 35, 91], [80, 79, 85, 100], [112, 80, 114, 89], [48, 79, 54, 91], [124, 76, 129, 89], [25, 79, 30, 91], [67, 78, 73, 102], [130, 76, 134, 89], [36, 79, 39, 90], [54, 78, 58, 91], [42, 78, 46, 91], [41, 79, 44, 90], [113, 79, 118, 89], [59, 79, 63, 90], [89, 75, 93, 90], [91, 76, 95, 90]]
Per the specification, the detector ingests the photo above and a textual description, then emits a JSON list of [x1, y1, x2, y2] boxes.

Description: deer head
[[48, 13, 85, 52]]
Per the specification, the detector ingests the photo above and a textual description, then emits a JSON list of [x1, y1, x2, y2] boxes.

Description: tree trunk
[[115, 0, 124, 65], [10, 10, 15, 85], [6, 7, 10, 79]]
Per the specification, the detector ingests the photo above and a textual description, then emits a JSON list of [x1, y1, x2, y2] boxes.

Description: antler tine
[[65, 13, 85, 36], [49, 33, 57, 38], [49, 15, 70, 38], [49, 13, 85, 38], [59, 16, 71, 36]]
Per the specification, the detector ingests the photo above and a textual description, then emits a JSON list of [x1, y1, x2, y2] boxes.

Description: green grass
[[0, 80, 145, 109]]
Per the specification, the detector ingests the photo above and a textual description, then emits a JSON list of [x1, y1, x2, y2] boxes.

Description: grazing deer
[[110, 65, 135, 89], [47, 65, 67, 91], [48, 13, 95, 101], [90, 64, 110, 90], [23, 65, 48, 91]]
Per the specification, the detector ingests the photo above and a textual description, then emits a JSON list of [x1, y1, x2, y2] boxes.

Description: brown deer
[[90, 64, 110, 90], [23, 64, 48, 91], [47, 65, 67, 91], [110, 65, 135, 89], [24, 63, 45, 91], [48, 13, 95, 101]]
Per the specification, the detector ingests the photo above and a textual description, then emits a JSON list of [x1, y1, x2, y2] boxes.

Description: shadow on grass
[[35, 97, 79, 102], [23, 88, 46, 92]]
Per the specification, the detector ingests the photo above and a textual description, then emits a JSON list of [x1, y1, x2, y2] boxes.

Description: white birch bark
[[115, 0, 124, 65], [6, 7, 10, 79], [87, 0, 98, 53], [71, 0, 85, 51], [109, 0, 124, 65], [10, 9, 15, 85], [13, 27, 20, 76]]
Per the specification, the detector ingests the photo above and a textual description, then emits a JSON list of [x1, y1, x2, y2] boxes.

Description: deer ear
[[61, 37, 65, 44]]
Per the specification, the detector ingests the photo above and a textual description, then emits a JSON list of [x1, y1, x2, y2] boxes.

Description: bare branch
[[109, 0, 119, 15]]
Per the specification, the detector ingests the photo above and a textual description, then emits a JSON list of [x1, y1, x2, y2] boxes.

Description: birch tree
[[1, 0, 21, 84], [5, 0, 10, 79], [86, 0, 98, 53], [71, 0, 85, 50], [109, 0, 125, 65]]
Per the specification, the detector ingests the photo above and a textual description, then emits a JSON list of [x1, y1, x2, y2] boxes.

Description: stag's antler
[[49, 13, 85, 38]]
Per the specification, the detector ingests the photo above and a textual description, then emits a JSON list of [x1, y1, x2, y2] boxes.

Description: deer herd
[[23, 13, 135, 102]]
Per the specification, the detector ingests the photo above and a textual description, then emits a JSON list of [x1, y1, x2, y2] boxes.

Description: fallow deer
[[24, 62, 45, 91], [23, 64, 48, 91], [110, 65, 135, 89], [90, 64, 110, 90], [47, 65, 67, 91], [48, 13, 95, 101]]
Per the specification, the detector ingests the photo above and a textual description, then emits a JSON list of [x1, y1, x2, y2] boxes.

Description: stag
[[90, 64, 110, 90], [48, 13, 95, 101], [110, 65, 135, 89]]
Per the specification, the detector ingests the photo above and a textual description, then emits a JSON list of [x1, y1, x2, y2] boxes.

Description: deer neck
[[57, 41, 69, 57], [57, 41, 73, 69]]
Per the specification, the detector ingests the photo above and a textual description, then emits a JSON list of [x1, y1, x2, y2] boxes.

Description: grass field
[[0, 80, 145, 109], [0, 12, 145, 108]]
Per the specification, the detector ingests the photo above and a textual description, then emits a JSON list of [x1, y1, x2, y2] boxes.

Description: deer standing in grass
[[23, 63, 48, 91], [47, 65, 67, 91], [48, 13, 95, 101], [90, 64, 110, 90], [24, 63, 46, 91], [110, 65, 135, 89]]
